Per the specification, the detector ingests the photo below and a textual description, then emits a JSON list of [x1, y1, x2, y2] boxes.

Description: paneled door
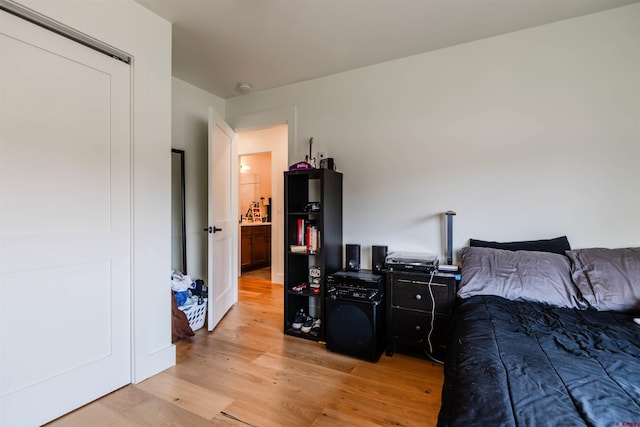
[[0, 11, 131, 426], [207, 108, 238, 331]]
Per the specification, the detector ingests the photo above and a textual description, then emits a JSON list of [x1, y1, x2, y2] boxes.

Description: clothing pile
[[171, 270, 206, 307]]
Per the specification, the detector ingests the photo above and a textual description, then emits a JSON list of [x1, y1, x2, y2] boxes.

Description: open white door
[[207, 108, 239, 331], [1, 11, 131, 426]]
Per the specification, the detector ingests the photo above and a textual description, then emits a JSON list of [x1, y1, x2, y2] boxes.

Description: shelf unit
[[284, 169, 343, 341]]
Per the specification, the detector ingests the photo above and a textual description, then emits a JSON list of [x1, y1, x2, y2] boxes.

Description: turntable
[[385, 251, 439, 273]]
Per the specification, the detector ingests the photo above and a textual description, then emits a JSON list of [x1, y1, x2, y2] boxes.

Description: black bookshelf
[[283, 169, 343, 341]]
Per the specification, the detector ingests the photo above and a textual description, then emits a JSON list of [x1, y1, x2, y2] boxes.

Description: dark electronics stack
[[325, 245, 388, 362]]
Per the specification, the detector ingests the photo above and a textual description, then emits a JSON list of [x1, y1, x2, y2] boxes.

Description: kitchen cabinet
[[241, 224, 271, 271]]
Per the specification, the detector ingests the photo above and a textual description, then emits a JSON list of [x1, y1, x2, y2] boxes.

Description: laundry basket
[[179, 299, 207, 331]]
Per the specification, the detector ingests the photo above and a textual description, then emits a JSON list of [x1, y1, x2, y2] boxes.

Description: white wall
[[227, 4, 640, 266], [172, 77, 225, 280], [18, 0, 175, 382]]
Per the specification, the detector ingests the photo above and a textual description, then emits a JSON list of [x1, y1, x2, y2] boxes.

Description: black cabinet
[[385, 271, 456, 359], [284, 169, 342, 341]]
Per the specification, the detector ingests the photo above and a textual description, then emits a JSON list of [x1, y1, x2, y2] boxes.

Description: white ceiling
[[134, 0, 640, 99]]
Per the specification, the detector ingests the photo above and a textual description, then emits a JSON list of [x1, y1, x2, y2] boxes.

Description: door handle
[[203, 226, 223, 233]]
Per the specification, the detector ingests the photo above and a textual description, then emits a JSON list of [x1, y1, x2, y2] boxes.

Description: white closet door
[[0, 11, 131, 426]]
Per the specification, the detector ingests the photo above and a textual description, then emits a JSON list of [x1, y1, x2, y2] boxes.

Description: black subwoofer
[[325, 297, 385, 362]]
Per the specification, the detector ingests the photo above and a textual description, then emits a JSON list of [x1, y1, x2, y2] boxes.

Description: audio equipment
[[372, 245, 388, 274], [385, 251, 439, 273], [345, 244, 361, 271], [326, 270, 384, 301], [325, 296, 385, 362]]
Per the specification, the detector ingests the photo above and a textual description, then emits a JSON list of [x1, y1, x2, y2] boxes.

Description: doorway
[[236, 124, 288, 284], [239, 152, 272, 280]]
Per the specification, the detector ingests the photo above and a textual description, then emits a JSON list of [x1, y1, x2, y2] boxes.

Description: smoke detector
[[236, 82, 252, 93]]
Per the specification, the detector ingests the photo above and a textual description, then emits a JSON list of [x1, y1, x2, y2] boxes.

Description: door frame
[[228, 107, 295, 285]]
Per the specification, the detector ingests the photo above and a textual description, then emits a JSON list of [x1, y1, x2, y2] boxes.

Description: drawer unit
[[386, 271, 457, 359], [391, 276, 451, 313], [390, 309, 450, 356]]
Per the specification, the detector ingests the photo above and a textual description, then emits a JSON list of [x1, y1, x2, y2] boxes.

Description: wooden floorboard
[[48, 277, 444, 426]]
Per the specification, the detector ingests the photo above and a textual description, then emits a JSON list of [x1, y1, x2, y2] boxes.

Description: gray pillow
[[566, 247, 640, 312], [458, 247, 588, 309]]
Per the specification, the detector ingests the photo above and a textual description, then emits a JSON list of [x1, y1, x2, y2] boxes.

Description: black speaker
[[345, 244, 361, 271], [372, 245, 388, 274], [326, 297, 385, 362]]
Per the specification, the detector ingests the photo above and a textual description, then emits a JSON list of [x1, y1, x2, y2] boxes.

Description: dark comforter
[[438, 296, 640, 427]]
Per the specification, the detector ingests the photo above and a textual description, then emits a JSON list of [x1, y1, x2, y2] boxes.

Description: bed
[[437, 239, 640, 427]]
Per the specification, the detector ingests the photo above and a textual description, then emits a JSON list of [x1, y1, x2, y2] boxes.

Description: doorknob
[[203, 226, 223, 233]]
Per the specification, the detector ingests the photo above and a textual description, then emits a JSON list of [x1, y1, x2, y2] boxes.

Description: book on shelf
[[306, 225, 320, 253], [291, 220, 321, 253]]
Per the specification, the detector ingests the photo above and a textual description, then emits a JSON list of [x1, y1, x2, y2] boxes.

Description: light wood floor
[[48, 277, 444, 426], [241, 266, 271, 281]]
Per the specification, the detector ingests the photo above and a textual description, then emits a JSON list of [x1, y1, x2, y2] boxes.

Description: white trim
[[228, 106, 297, 162]]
